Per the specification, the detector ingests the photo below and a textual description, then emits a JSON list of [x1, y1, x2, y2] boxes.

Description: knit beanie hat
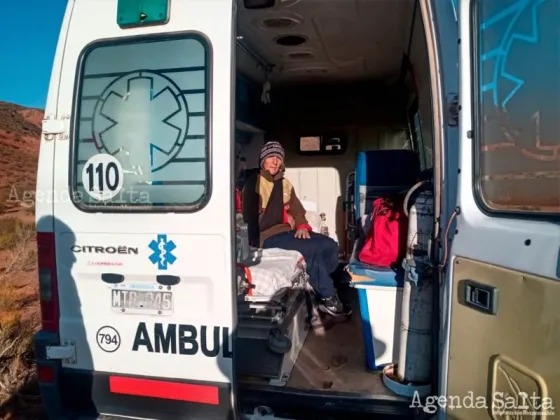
[[259, 141, 285, 168]]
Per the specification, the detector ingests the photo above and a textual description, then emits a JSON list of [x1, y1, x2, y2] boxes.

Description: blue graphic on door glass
[[479, 0, 547, 108], [92, 71, 190, 175], [450, 0, 458, 21], [475, 0, 558, 213], [148, 234, 177, 270]]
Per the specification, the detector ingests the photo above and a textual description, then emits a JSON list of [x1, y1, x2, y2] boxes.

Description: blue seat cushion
[[354, 150, 420, 220], [355, 149, 420, 187], [347, 150, 418, 287], [347, 237, 404, 288]]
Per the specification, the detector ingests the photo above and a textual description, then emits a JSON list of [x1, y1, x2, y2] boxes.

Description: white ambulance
[[34, 0, 559, 419]]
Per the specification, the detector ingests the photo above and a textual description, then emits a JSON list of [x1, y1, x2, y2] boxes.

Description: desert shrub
[[0, 218, 35, 253], [0, 286, 39, 410]]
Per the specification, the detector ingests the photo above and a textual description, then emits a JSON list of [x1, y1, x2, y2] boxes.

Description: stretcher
[[236, 247, 312, 386]]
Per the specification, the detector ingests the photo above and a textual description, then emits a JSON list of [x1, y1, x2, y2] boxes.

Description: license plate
[[111, 289, 173, 315]]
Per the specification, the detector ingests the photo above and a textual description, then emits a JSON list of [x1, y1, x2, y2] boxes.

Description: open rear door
[[443, 0, 560, 418], [50, 0, 237, 418]]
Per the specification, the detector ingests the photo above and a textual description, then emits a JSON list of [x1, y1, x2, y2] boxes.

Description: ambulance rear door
[[442, 0, 560, 418], [50, 0, 238, 418]]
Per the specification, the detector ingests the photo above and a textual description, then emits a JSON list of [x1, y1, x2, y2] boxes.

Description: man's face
[[263, 155, 282, 176]]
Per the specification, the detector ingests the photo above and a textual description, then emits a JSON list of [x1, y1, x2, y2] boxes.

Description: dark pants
[[262, 231, 339, 298]]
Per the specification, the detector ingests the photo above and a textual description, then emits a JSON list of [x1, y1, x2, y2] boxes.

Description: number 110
[[85, 162, 120, 192]]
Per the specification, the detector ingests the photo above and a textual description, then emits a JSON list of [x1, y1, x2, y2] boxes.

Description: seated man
[[242, 141, 345, 316]]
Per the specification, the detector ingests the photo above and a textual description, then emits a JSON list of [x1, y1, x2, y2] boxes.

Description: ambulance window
[[71, 34, 210, 211], [407, 99, 427, 170], [474, 0, 559, 215]]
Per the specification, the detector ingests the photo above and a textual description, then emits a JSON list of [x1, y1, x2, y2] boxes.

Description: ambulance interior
[[233, 0, 438, 400]]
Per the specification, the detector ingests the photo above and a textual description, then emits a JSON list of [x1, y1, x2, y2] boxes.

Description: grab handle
[[156, 275, 180, 286], [101, 273, 124, 284]]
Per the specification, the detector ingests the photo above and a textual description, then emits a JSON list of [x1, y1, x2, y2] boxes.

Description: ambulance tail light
[[37, 232, 60, 333], [37, 365, 56, 383]]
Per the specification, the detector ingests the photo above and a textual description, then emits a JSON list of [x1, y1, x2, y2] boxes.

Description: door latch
[[446, 93, 459, 127], [458, 279, 499, 315], [46, 339, 76, 364]]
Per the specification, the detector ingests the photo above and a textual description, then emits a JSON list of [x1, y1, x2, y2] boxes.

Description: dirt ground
[[0, 101, 45, 419], [0, 215, 45, 420]]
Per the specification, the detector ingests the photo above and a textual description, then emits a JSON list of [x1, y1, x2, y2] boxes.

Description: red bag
[[235, 187, 242, 213], [359, 197, 408, 268]]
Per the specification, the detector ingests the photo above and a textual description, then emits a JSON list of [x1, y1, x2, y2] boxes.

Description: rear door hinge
[[42, 115, 70, 141], [46, 339, 76, 364], [446, 93, 459, 127]]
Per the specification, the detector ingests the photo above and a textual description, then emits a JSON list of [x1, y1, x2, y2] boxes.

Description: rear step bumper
[[57, 370, 233, 419], [34, 331, 230, 419], [238, 384, 430, 419]]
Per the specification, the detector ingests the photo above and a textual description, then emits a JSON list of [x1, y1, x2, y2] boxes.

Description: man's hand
[[294, 228, 310, 239]]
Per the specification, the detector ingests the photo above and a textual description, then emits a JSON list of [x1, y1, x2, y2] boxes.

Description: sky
[[0, 1, 67, 109]]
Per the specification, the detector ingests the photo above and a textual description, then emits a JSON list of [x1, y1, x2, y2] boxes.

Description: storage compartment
[[355, 282, 403, 371], [233, 0, 437, 407]]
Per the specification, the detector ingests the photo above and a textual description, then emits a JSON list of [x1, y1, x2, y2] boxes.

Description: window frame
[[470, 0, 559, 220], [68, 32, 213, 214], [406, 97, 427, 170]]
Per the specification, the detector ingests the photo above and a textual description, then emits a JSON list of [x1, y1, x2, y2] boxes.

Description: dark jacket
[[242, 169, 311, 247]]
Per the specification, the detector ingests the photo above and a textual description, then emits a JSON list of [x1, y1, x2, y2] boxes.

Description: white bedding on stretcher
[[242, 248, 307, 297]]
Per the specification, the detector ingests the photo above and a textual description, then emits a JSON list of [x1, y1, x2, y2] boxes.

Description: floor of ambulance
[[287, 288, 403, 398]]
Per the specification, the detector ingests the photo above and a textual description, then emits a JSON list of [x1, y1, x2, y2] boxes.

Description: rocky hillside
[[0, 102, 44, 215]]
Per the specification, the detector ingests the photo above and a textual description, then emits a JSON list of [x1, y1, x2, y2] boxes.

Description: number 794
[[98, 333, 118, 345]]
